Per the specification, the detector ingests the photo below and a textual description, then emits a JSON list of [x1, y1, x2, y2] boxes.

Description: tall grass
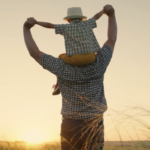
[[0, 102, 150, 150], [62, 94, 150, 150], [0, 140, 150, 150]]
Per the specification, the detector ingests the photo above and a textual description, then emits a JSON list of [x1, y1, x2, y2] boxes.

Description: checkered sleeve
[[97, 45, 112, 67], [41, 53, 59, 75], [54, 24, 66, 35], [86, 17, 97, 29]]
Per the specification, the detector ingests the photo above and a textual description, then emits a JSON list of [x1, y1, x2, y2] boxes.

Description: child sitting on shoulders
[[34, 7, 104, 95]]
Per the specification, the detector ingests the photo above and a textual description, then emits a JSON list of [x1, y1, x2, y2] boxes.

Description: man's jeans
[[61, 118, 104, 150]]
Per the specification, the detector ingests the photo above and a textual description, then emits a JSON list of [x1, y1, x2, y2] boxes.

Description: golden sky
[[0, 0, 150, 143]]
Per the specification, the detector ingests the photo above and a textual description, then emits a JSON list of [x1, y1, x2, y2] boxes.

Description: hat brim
[[63, 15, 87, 21]]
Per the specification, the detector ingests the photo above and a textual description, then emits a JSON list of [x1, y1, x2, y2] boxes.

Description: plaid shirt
[[42, 45, 112, 120], [54, 17, 101, 56]]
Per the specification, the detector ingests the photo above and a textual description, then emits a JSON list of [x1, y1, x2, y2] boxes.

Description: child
[[35, 7, 104, 95]]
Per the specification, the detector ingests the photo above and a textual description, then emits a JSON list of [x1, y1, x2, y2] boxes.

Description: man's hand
[[104, 5, 115, 17], [24, 17, 37, 29]]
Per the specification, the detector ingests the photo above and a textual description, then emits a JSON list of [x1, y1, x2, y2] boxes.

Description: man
[[23, 5, 117, 150]]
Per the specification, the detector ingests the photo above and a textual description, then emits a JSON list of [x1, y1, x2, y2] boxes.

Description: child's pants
[[59, 53, 96, 66]]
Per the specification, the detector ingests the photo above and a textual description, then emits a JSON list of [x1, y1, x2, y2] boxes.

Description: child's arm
[[35, 20, 54, 29], [94, 9, 104, 20]]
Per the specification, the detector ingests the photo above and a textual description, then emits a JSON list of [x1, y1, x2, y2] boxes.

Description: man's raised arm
[[103, 5, 117, 53], [23, 17, 44, 65]]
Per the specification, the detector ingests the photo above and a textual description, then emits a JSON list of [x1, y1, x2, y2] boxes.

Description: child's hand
[[103, 5, 115, 17], [24, 17, 37, 29]]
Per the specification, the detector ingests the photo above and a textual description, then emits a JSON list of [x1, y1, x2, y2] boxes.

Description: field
[[0, 104, 149, 150], [0, 141, 150, 150]]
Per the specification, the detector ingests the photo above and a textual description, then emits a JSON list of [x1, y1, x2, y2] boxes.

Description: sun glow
[[21, 128, 48, 144]]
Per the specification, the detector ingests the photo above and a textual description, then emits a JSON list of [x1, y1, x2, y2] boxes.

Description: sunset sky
[[0, 0, 150, 143]]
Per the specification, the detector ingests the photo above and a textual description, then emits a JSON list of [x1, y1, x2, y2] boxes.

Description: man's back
[[42, 45, 112, 119]]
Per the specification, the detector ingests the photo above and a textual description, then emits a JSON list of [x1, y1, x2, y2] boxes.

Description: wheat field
[[0, 104, 149, 150], [0, 141, 150, 150]]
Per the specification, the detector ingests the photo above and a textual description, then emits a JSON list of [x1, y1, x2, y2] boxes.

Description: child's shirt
[[54, 17, 101, 56]]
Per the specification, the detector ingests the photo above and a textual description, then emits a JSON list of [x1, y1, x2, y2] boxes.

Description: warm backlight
[[21, 128, 48, 144]]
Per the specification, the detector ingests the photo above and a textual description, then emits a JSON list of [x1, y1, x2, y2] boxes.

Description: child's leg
[[52, 83, 60, 95], [59, 53, 66, 59], [52, 76, 60, 95], [52, 53, 66, 96], [53, 52, 95, 95]]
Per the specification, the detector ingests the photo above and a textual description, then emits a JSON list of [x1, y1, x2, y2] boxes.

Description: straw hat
[[63, 7, 87, 21]]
